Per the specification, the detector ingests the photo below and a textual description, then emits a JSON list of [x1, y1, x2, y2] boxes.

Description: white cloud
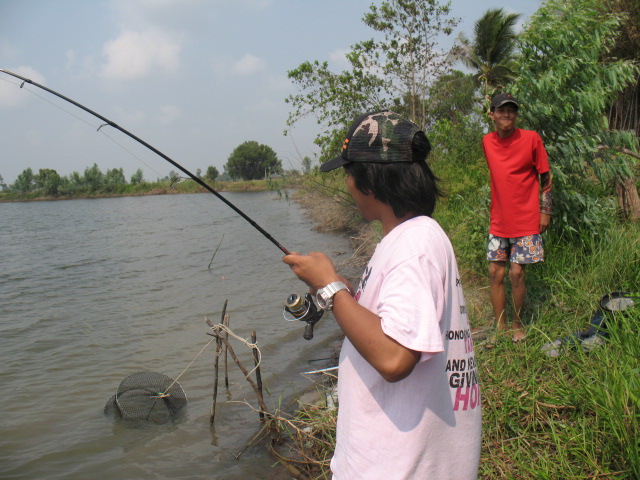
[[64, 49, 100, 81], [100, 28, 182, 80], [0, 66, 46, 107], [158, 104, 182, 124], [232, 54, 267, 75]]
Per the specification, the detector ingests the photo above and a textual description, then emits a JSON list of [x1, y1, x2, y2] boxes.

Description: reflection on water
[[0, 192, 352, 479]]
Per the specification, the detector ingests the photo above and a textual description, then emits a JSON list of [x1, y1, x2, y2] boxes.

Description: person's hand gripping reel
[[283, 293, 324, 340]]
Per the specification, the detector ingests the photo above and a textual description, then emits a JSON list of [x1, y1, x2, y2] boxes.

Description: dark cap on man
[[320, 110, 422, 172], [490, 93, 519, 110]]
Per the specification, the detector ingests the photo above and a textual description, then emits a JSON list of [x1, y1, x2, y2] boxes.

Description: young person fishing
[[483, 93, 552, 345], [283, 111, 481, 479]]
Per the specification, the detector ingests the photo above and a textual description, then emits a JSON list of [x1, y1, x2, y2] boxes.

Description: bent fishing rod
[[0, 68, 290, 255]]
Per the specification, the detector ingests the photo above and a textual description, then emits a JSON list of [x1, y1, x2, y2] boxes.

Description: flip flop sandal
[[485, 332, 498, 349], [512, 333, 527, 343]]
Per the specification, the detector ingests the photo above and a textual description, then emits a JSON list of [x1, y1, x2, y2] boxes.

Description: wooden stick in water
[[251, 331, 265, 422], [224, 314, 230, 388], [206, 332, 271, 418], [209, 299, 228, 425]]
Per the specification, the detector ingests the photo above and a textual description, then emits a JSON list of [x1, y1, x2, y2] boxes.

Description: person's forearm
[[540, 171, 552, 215], [283, 251, 419, 381], [541, 190, 552, 215], [332, 291, 420, 382]]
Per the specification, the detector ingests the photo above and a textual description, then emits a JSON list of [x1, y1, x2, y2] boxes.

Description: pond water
[[0, 192, 352, 479]]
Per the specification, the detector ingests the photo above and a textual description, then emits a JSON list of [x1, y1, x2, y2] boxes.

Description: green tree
[[286, 57, 386, 165], [427, 70, 479, 127], [302, 156, 312, 174], [603, 0, 640, 139], [166, 170, 180, 184], [428, 70, 486, 167], [70, 171, 83, 187], [130, 168, 144, 185], [56, 171, 83, 196], [225, 141, 282, 180], [104, 168, 126, 191], [83, 163, 104, 193], [0, 173, 6, 191], [56, 176, 73, 196], [606, 0, 640, 136], [34, 168, 62, 196], [359, 0, 459, 124], [604, 0, 640, 221], [514, 0, 639, 236], [286, 0, 459, 164], [12, 168, 35, 193], [208, 166, 219, 181], [457, 8, 521, 100]]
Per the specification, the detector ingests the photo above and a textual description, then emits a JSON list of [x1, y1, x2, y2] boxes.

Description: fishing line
[[163, 318, 265, 395], [1, 74, 231, 263], [1, 74, 164, 181], [0, 68, 291, 255]]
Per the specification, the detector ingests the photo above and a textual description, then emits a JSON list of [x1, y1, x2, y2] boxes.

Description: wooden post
[[616, 176, 640, 221], [206, 332, 271, 418], [209, 300, 228, 425], [251, 331, 264, 422], [224, 314, 230, 388], [210, 333, 222, 425]]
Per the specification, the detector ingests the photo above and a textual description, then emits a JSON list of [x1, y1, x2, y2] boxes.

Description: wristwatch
[[316, 281, 350, 311]]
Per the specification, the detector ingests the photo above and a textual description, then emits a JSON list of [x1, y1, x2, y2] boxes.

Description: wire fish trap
[[104, 371, 187, 422]]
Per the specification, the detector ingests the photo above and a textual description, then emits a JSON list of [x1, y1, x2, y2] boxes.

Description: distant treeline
[[0, 163, 301, 201], [0, 164, 216, 200]]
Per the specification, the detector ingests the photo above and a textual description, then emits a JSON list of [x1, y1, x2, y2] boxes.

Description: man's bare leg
[[488, 261, 507, 332], [509, 262, 527, 341]]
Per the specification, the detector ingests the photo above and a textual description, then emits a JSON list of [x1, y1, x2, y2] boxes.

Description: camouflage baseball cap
[[320, 110, 422, 172]]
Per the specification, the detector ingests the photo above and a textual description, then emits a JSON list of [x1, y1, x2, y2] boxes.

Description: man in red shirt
[[482, 93, 552, 344]]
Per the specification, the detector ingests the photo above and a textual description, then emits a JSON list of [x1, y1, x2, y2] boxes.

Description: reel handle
[[303, 322, 315, 341]]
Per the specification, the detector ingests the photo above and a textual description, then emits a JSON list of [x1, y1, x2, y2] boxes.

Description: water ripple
[[0, 193, 352, 479]]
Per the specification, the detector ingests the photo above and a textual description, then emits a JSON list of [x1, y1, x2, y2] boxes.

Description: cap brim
[[320, 155, 349, 172], [494, 100, 519, 109]]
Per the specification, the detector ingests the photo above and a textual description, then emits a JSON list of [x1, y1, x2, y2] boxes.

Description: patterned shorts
[[486, 234, 544, 264]]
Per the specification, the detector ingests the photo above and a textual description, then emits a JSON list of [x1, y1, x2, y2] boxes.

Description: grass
[[478, 304, 640, 479], [433, 151, 640, 479], [277, 149, 640, 479]]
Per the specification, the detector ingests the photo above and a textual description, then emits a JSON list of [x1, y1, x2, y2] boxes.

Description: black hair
[[343, 131, 443, 218]]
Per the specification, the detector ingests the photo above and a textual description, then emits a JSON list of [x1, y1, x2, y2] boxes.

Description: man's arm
[[331, 291, 420, 383], [540, 171, 552, 233], [283, 252, 420, 383]]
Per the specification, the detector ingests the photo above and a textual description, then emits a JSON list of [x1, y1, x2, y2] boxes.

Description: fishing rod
[[0, 68, 290, 255]]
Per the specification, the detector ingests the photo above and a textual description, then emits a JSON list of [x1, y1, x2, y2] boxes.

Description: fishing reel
[[283, 293, 324, 341]]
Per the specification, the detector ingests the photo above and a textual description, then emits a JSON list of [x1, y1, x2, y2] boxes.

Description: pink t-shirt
[[330, 216, 481, 480], [482, 129, 550, 237]]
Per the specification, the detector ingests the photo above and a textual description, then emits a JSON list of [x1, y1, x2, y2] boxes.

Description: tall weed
[[287, 117, 639, 478]]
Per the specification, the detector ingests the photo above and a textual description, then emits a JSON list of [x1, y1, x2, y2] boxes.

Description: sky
[[0, 0, 541, 185]]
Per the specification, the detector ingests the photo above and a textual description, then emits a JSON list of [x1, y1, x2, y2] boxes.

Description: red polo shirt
[[482, 128, 550, 237]]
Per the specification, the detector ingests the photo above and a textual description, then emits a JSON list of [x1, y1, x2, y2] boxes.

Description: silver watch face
[[316, 288, 331, 309], [316, 282, 347, 310]]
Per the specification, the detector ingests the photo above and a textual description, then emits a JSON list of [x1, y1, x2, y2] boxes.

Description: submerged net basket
[[104, 371, 187, 422]]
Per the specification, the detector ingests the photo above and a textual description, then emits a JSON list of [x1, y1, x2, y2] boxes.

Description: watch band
[[316, 281, 349, 311]]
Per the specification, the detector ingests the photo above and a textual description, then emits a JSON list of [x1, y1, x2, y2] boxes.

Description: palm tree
[[457, 8, 521, 100]]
